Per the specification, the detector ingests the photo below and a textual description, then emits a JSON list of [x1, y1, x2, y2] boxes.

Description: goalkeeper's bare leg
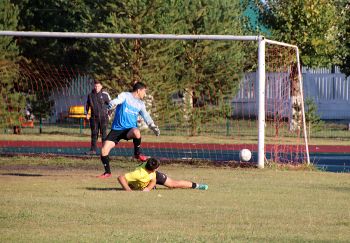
[[98, 140, 115, 178], [156, 171, 208, 190]]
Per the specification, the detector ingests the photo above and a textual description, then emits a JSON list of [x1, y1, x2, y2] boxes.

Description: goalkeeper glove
[[149, 123, 160, 136]]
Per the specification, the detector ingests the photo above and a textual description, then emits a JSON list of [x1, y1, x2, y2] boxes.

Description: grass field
[[0, 156, 349, 242]]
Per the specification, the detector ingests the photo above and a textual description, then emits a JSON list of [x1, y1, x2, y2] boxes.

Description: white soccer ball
[[239, 149, 252, 162]]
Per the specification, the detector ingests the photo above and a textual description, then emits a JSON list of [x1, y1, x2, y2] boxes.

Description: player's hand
[[107, 109, 114, 120], [149, 123, 160, 136], [107, 102, 116, 111]]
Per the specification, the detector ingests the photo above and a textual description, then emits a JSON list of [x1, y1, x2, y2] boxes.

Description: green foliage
[[77, 0, 246, 135], [15, 60, 56, 119], [161, 1, 246, 135], [336, 1, 350, 76], [304, 97, 324, 136], [83, 0, 177, 95], [9, 0, 249, 135], [0, 0, 24, 129], [27, 93, 54, 120], [241, 0, 270, 35], [256, 0, 340, 67], [13, 0, 92, 67], [9, 1, 96, 123]]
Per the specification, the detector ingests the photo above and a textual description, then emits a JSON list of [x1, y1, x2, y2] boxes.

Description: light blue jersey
[[109, 92, 153, 130]]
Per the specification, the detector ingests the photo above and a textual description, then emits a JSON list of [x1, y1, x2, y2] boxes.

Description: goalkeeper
[[98, 82, 160, 178]]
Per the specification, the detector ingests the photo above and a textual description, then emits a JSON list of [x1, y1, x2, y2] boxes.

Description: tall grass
[[0, 156, 349, 242]]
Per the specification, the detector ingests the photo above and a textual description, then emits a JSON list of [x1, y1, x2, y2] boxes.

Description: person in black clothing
[[85, 80, 111, 155]]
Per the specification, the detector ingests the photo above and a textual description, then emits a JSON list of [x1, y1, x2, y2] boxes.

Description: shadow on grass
[[85, 187, 122, 191], [85, 187, 169, 191], [1, 173, 43, 177]]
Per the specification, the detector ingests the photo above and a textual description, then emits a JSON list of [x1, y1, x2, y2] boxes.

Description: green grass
[[0, 156, 349, 242]]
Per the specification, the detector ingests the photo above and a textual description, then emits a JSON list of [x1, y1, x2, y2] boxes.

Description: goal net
[[0, 31, 309, 167]]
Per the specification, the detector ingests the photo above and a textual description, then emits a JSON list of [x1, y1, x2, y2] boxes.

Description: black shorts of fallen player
[[156, 171, 167, 185]]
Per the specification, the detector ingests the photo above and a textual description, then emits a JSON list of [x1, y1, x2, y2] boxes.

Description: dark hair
[[132, 82, 146, 92], [145, 158, 160, 171], [94, 80, 102, 85]]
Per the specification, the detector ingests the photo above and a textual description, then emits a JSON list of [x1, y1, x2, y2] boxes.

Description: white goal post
[[0, 30, 310, 168]]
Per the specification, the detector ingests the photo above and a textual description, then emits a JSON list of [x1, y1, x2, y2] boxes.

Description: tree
[[82, 0, 247, 135], [304, 97, 324, 137], [0, 0, 24, 132], [13, 0, 92, 67], [80, 0, 244, 135], [11, 0, 248, 136], [170, 0, 246, 135], [256, 0, 340, 67], [336, 1, 350, 76], [241, 0, 270, 35], [82, 0, 177, 95], [11, 0, 95, 124]]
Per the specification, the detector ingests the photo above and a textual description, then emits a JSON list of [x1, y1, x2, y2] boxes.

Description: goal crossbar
[[0, 31, 259, 41]]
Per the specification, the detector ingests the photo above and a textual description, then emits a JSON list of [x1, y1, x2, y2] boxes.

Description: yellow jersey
[[124, 163, 156, 190]]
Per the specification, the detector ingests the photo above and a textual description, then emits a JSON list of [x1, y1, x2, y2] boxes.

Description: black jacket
[[86, 90, 111, 119]]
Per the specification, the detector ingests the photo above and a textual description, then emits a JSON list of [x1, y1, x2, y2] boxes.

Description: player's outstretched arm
[[118, 175, 132, 191], [148, 123, 160, 136], [139, 104, 159, 136], [143, 177, 156, 192]]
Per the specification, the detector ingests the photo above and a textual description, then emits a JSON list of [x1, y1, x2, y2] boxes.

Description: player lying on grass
[[118, 158, 208, 191], [118, 157, 160, 191]]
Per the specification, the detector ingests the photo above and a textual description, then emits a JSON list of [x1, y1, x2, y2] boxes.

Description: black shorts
[[156, 171, 167, 185], [105, 129, 132, 143]]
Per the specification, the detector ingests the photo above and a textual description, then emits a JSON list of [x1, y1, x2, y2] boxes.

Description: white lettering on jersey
[[125, 107, 138, 115]]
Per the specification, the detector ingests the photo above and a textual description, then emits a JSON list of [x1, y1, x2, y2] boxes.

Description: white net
[[0, 32, 309, 165]]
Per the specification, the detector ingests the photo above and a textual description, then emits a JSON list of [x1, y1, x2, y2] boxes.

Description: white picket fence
[[303, 68, 350, 120], [232, 67, 350, 120]]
